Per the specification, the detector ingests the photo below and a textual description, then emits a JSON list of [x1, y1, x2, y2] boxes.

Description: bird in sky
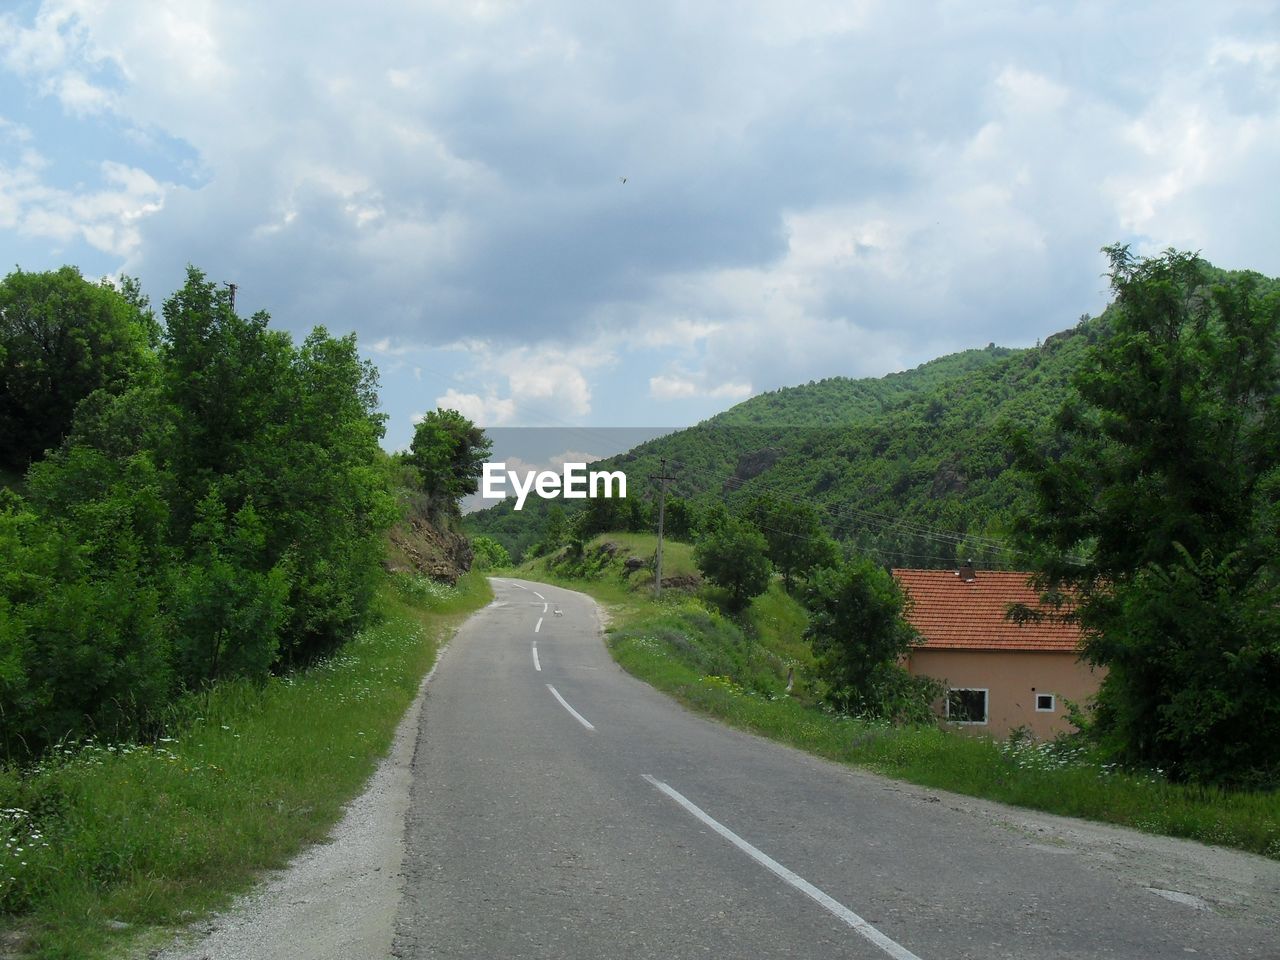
[[618, 176, 627, 184]]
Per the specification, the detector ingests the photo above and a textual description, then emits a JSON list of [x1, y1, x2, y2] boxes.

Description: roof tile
[[892, 569, 1081, 652]]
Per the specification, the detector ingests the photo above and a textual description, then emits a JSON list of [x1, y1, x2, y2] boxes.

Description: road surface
[[392, 578, 1279, 959]]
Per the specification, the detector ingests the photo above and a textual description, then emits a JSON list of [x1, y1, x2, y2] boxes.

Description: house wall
[[905, 649, 1105, 739]]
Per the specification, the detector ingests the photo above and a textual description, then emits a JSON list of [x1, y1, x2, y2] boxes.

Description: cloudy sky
[[1, 1, 1277, 452]]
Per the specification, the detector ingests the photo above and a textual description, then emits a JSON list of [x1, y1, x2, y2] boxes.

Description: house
[[893, 565, 1104, 739]]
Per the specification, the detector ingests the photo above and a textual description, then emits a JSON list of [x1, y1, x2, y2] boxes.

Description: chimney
[[958, 560, 976, 582]]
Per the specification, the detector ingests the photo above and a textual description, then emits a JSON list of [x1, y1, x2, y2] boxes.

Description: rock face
[[386, 513, 473, 584]]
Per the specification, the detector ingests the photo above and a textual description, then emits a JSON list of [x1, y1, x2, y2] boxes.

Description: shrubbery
[[0, 267, 395, 760]]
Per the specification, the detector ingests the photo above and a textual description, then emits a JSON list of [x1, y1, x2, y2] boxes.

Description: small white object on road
[[546, 684, 594, 730], [642, 775, 925, 960]]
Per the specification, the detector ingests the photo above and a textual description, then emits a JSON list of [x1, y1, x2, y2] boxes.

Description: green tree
[[471, 535, 511, 570], [694, 516, 772, 610], [0, 266, 156, 471], [663, 497, 696, 542], [536, 504, 568, 555], [577, 491, 628, 538], [408, 409, 492, 503], [802, 557, 937, 721], [746, 494, 839, 590], [1010, 246, 1280, 785]]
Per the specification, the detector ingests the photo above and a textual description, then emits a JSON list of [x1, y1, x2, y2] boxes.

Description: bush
[[803, 557, 940, 722], [694, 517, 772, 610]]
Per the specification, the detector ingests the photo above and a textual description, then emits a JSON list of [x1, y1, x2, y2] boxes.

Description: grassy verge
[[519, 540, 1280, 860], [0, 571, 491, 960]]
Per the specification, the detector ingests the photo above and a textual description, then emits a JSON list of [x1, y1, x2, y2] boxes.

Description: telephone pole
[[224, 282, 238, 313], [649, 458, 677, 597]]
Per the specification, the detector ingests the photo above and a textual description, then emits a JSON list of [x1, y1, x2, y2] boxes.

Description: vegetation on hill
[[466, 337, 1084, 566], [471, 259, 1278, 576]]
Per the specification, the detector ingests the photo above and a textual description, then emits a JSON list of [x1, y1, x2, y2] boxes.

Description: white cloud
[[430, 388, 518, 426], [1, 1, 1278, 437], [649, 374, 751, 401], [0, 150, 166, 255]]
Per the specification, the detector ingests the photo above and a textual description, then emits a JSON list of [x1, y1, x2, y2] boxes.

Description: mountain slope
[[468, 337, 1069, 564], [469, 261, 1276, 567]]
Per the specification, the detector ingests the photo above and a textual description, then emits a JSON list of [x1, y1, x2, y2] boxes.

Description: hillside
[[467, 330, 1088, 565], [468, 262, 1279, 567]]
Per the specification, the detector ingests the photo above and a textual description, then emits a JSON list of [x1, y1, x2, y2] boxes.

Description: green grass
[[0, 571, 492, 960], [521, 542, 1280, 860], [522, 532, 698, 588]]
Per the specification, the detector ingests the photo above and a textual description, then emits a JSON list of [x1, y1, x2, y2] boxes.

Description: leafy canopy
[[693, 516, 772, 610], [1011, 246, 1280, 786], [802, 557, 938, 721], [0, 266, 156, 471], [408, 408, 492, 503]]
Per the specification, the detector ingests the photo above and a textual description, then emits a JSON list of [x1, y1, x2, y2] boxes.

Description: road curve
[[394, 578, 1278, 960]]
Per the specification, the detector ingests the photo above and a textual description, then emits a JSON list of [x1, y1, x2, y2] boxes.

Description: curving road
[[392, 579, 1279, 959]]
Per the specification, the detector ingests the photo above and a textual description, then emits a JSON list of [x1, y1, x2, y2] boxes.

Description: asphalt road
[[393, 578, 1278, 960]]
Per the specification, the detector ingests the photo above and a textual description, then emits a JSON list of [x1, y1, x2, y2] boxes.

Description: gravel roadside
[[150, 637, 457, 960]]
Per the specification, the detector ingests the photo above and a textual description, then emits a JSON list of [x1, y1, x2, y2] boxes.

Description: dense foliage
[[0, 267, 157, 473], [470, 535, 512, 570], [467, 339, 1082, 566], [692, 516, 772, 610], [408, 408, 492, 504], [803, 557, 940, 722], [0, 267, 395, 760], [744, 494, 838, 590], [1011, 247, 1280, 786]]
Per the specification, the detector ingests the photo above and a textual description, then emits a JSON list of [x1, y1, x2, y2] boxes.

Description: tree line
[[0, 266, 397, 760]]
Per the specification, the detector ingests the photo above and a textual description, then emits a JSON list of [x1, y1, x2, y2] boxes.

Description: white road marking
[[542, 602, 548, 613], [642, 776, 924, 960], [533, 591, 545, 600], [532, 646, 541, 672], [511, 582, 528, 591], [546, 684, 594, 731], [535, 617, 543, 633]]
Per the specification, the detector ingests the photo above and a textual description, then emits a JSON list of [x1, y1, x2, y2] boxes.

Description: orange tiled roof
[[892, 569, 1081, 652]]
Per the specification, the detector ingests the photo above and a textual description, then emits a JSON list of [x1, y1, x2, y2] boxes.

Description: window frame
[[944, 687, 989, 725], [1035, 692, 1056, 713]]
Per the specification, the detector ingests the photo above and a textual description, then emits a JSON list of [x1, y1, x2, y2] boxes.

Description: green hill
[[468, 262, 1277, 567], [467, 332, 1081, 565]]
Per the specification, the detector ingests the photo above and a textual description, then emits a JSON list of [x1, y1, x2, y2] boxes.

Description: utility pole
[[649, 458, 677, 597], [224, 282, 238, 313]]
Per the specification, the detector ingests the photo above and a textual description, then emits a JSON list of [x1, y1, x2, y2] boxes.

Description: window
[[945, 688, 988, 724], [1035, 693, 1055, 712]]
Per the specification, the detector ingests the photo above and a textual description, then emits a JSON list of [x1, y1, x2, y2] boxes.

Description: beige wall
[[906, 649, 1105, 739]]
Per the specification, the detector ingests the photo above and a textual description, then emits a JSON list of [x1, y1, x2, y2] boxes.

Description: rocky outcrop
[[386, 513, 473, 584]]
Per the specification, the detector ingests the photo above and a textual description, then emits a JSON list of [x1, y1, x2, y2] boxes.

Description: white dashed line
[[535, 617, 543, 633], [543, 602, 548, 613], [642, 776, 924, 960], [532, 646, 541, 672], [533, 591, 545, 600], [546, 684, 594, 730]]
